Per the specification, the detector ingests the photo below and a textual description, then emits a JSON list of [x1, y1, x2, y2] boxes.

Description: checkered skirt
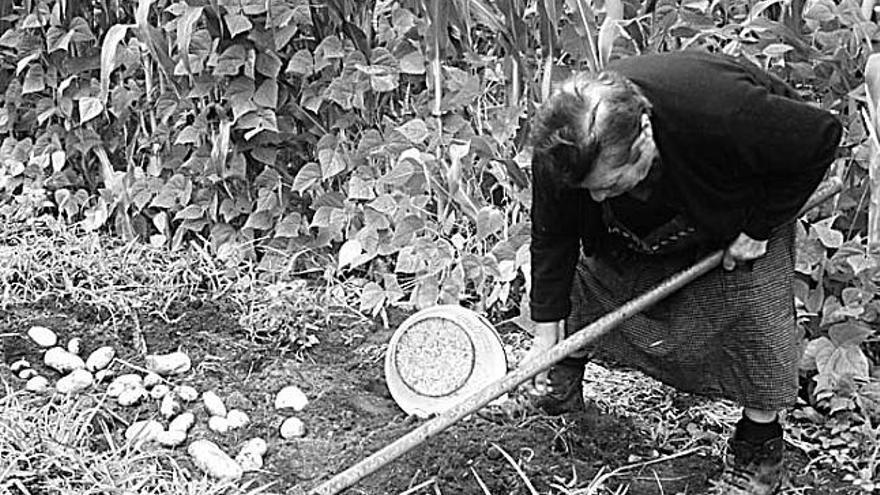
[[567, 223, 799, 410]]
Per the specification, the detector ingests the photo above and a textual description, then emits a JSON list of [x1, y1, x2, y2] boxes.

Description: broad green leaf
[[413, 275, 439, 309], [0, 29, 20, 48], [395, 118, 429, 143], [347, 176, 375, 201], [253, 79, 278, 108], [477, 206, 504, 240], [829, 322, 875, 347], [380, 158, 419, 186], [310, 206, 345, 230], [22, 66, 45, 95], [314, 35, 344, 71], [226, 76, 256, 121], [338, 239, 363, 270], [150, 174, 190, 209], [399, 50, 425, 75], [256, 51, 282, 78], [242, 109, 279, 140], [392, 215, 424, 248], [274, 24, 298, 50], [292, 162, 321, 193], [359, 282, 386, 315], [224, 152, 247, 180], [16, 53, 40, 76], [396, 246, 419, 273], [356, 226, 380, 255], [368, 195, 397, 216], [243, 210, 273, 231], [801, 336, 835, 372], [826, 345, 871, 380], [845, 253, 877, 274], [174, 204, 205, 221], [286, 49, 314, 76], [224, 13, 252, 37], [100, 24, 130, 102], [355, 63, 399, 92], [21, 13, 45, 29], [174, 125, 202, 145], [811, 216, 844, 249], [318, 147, 347, 180], [762, 43, 794, 57], [51, 151, 65, 173], [795, 221, 825, 274], [79, 97, 104, 124], [82, 198, 109, 232], [841, 287, 871, 307], [213, 44, 247, 76], [274, 213, 302, 238], [177, 5, 204, 76]]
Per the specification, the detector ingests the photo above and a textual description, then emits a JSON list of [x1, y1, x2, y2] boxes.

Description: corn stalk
[[865, 53, 880, 249]]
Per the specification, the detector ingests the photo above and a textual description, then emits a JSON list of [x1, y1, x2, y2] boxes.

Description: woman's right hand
[[521, 320, 565, 393]]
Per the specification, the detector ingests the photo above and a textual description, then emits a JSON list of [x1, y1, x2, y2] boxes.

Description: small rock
[[187, 440, 243, 481], [143, 372, 162, 389], [208, 415, 230, 434], [107, 374, 143, 398], [25, 375, 50, 393], [226, 409, 249, 430], [275, 385, 309, 411], [168, 412, 195, 433], [150, 384, 170, 400], [117, 387, 147, 406], [125, 420, 163, 445], [67, 338, 82, 355], [157, 429, 187, 448], [235, 438, 268, 472], [18, 368, 37, 380], [95, 369, 115, 383], [160, 394, 181, 419], [85, 347, 115, 372], [145, 352, 191, 376], [280, 417, 306, 439], [56, 369, 93, 394], [44, 347, 86, 374], [10, 359, 30, 373], [27, 326, 57, 348], [175, 385, 198, 402], [202, 391, 227, 418]]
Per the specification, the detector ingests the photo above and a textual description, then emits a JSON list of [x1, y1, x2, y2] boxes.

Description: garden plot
[[0, 299, 862, 495]]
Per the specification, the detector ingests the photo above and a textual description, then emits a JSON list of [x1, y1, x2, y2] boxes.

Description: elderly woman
[[526, 51, 841, 495]]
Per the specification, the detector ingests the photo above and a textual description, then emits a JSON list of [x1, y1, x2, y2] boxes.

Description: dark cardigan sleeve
[[730, 89, 842, 240], [529, 160, 586, 322]]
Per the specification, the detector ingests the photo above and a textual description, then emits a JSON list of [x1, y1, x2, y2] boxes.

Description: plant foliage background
[[2, 0, 880, 466]]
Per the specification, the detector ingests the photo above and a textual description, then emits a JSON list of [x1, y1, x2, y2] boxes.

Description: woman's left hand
[[723, 232, 768, 271]]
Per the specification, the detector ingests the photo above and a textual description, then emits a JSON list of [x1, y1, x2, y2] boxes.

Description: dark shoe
[[529, 358, 586, 415], [711, 436, 785, 495]]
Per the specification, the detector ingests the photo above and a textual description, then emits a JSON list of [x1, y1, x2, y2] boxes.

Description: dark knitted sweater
[[530, 51, 842, 323]]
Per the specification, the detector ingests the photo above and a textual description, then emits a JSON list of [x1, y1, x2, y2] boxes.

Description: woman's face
[[577, 114, 657, 202]]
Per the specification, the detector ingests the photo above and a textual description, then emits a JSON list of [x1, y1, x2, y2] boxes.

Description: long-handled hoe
[[310, 178, 843, 495]]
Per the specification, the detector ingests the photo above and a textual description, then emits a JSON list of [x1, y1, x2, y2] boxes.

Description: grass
[[0, 215, 368, 353]]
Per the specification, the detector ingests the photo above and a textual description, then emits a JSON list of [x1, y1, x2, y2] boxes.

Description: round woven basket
[[385, 305, 508, 418]]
